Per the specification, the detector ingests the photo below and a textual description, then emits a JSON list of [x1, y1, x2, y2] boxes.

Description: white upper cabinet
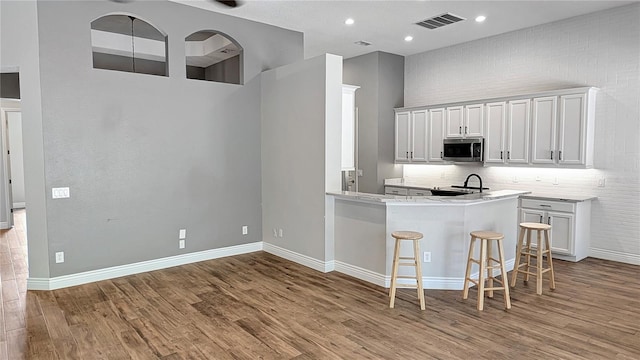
[[484, 101, 507, 164], [428, 108, 446, 162], [395, 108, 441, 164], [411, 110, 428, 162], [341, 85, 359, 170], [532, 89, 595, 167], [484, 100, 529, 164], [445, 104, 483, 138], [531, 96, 558, 164], [558, 93, 587, 165], [465, 103, 484, 137], [445, 106, 464, 138], [506, 99, 530, 164], [395, 87, 596, 168], [394, 110, 427, 163], [395, 111, 411, 162]]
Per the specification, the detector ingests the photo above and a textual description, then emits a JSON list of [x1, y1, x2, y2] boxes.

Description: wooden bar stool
[[389, 231, 425, 310], [511, 222, 556, 295], [462, 231, 511, 311]]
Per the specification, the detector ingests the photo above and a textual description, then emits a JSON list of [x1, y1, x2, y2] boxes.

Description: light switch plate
[[242, 226, 248, 235], [179, 229, 186, 239], [55, 251, 64, 263], [179, 240, 185, 249], [52, 187, 70, 199]]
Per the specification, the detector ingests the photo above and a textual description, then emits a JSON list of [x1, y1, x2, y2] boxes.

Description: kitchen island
[[328, 190, 529, 290]]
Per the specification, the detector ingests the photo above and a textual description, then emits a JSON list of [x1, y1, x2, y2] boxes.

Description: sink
[[430, 189, 471, 196]]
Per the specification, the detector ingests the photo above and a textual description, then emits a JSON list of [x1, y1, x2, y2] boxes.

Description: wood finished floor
[[1, 210, 639, 359]]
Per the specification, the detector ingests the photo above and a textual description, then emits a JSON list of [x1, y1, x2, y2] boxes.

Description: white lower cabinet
[[518, 198, 591, 262]]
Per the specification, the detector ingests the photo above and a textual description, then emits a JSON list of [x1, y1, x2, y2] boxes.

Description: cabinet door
[[428, 108, 445, 162], [341, 86, 357, 170], [547, 211, 574, 255], [445, 106, 464, 138], [558, 94, 586, 165], [520, 208, 546, 248], [484, 102, 506, 163], [506, 99, 530, 164], [531, 96, 558, 164], [411, 110, 428, 162], [395, 112, 411, 162], [465, 103, 484, 137]]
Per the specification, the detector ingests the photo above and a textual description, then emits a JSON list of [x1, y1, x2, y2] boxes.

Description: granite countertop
[[520, 193, 597, 202], [327, 189, 530, 204]]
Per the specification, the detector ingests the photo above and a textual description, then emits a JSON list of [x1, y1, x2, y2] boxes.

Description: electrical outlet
[[55, 251, 64, 263], [512, 176, 519, 183], [179, 229, 186, 239], [273, 228, 278, 238], [423, 252, 431, 263], [535, 176, 542, 182], [278, 228, 283, 237], [52, 187, 70, 199], [242, 225, 248, 235], [179, 239, 185, 249], [553, 177, 559, 185], [597, 177, 606, 187]]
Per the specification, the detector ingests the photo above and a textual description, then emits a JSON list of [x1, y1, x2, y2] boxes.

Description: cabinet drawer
[[520, 199, 575, 213], [385, 186, 408, 196], [408, 188, 430, 196]]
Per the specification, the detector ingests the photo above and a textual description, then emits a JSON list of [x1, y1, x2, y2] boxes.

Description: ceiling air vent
[[415, 13, 466, 30], [354, 40, 372, 46]]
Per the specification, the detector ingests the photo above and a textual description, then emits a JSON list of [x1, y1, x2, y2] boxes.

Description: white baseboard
[[27, 242, 263, 291], [589, 248, 640, 265], [334, 259, 515, 290], [262, 242, 333, 273], [334, 261, 387, 287]]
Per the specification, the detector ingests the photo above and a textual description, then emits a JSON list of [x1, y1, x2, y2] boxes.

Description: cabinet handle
[[406, 151, 409, 158], [507, 151, 510, 160], [559, 151, 562, 160], [500, 151, 503, 160], [464, 126, 468, 134], [459, 126, 462, 134], [540, 215, 543, 223], [539, 204, 551, 207], [440, 151, 443, 159], [551, 150, 554, 160], [410, 151, 413, 158], [547, 217, 551, 225]]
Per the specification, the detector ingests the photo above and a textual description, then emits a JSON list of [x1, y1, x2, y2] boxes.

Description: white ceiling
[[171, 0, 635, 59]]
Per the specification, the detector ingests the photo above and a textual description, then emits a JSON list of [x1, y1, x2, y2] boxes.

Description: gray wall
[[261, 54, 342, 262], [343, 51, 404, 194], [28, 0, 302, 277]]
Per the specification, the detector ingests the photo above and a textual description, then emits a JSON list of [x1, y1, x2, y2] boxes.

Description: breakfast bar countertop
[[327, 189, 530, 204]]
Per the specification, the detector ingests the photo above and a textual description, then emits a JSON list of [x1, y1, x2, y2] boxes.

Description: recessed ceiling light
[[404, 36, 413, 42], [345, 18, 355, 25], [475, 15, 486, 23]]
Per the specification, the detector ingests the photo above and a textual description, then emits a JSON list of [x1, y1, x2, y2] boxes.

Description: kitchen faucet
[[464, 173, 483, 192]]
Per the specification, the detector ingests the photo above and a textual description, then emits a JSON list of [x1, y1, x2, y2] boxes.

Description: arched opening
[[185, 30, 243, 85], [91, 14, 168, 76]]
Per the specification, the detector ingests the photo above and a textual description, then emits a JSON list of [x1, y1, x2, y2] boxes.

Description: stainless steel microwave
[[443, 138, 483, 162]]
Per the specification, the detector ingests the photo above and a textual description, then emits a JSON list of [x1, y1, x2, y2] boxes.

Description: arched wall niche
[[91, 13, 168, 76], [185, 30, 243, 85]]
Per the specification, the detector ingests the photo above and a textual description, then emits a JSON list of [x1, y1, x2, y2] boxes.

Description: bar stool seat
[[511, 222, 556, 295], [389, 231, 425, 310], [462, 230, 511, 311]]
